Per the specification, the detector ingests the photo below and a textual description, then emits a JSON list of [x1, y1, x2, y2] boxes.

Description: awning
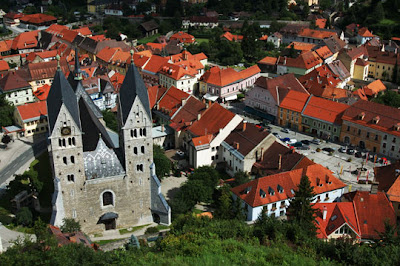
[[203, 93, 219, 102], [224, 94, 237, 101], [99, 212, 118, 222]]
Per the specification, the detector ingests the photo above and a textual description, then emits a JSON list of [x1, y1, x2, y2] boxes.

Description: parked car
[[301, 140, 311, 145], [339, 146, 347, 153], [346, 148, 355, 155], [298, 145, 310, 150], [281, 128, 290, 133], [355, 151, 363, 158], [293, 142, 303, 147], [311, 139, 321, 145], [322, 147, 335, 153], [272, 132, 281, 138], [176, 150, 185, 157], [288, 139, 297, 144], [280, 137, 290, 143]]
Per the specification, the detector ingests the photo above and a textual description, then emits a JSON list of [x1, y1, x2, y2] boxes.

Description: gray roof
[[152, 125, 173, 138], [140, 20, 159, 32], [119, 63, 151, 124], [47, 69, 81, 133], [83, 137, 125, 180]]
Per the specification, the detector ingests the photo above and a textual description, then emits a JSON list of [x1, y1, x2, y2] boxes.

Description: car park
[[346, 148, 355, 155], [301, 140, 311, 145], [311, 139, 321, 145], [339, 146, 347, 153], [322, 147, 335, 153], [280, 137, 290, 143], [281, 128, 290, 133], [297, 145, 310, 150]]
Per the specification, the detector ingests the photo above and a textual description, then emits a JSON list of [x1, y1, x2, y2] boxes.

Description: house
[[72, 27, 93, 37], [277, 90, 310, 131], [279, 24, 308, 44], [152, 85, 189, 124], [363, 79, 386, 98], [277, 51, 323, 76], [169, 50, 208, 74], [357, 27, 374, 45], [374, 160, 400, 219], [327, 60, 351, 85], [33, 84, 50, 101], [3, 12, 23, 27], [221, 122, 277, 177], [170, 32, 195, 44], [10, 30, 39, 54], [366, 46, 400, 81], [199, 65, 261, 101], [323, 35, 346, 60], [353, 58, 369, 80], [231, 164, 346, 221], [301, 95, 349, 141], [315, 46, 334, 64], [245, 73, 308, 123], [296, 28, 337, 45], [257, 56, 277, 73], [26, 50, 59, 63], [187, 103, 242, 168], [0, 71, 33, 105], [139, 20, 159, 37], [267, 32, 282, 48], [283, 42, 316, 56], [27, 60, 70, 91], [104, 5, 124, 16], [0, 60, 10, 72], [158, 63, 198, 93], [315, 18, 327, 29], [251, 141, 315, 177], [314, 202, 361, 241], [182, 16, 218, 29], [48, 225, 98, 250], [152, 125, 174, 149], [340, 100, 400, 157], [342, 191, 396, 241], [87, 0, 114, 14], [18, 13, 57, 30], [14, 101, 48, 137], [45, 24, 69, 36], [0, 40, 12, 56], [96, 47, 131, 75], [337, 46, 368, 78], [220, 32, 243, 42]]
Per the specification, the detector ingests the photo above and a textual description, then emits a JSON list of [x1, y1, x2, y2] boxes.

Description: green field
[[138, 34, 161, 45], [196, 38, 210, 44]]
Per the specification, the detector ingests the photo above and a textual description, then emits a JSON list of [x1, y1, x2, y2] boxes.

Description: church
[[47, 52, 170, 233]]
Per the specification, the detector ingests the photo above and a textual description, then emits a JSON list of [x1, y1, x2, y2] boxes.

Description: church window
[[62, 139, 66, 147], [139, 128, 143, 136], [143, 128, 146, 136], [63, 157, 68, 165], [130, 129, 133, 137], [134, 147, 138, 155], [103, 192, 113, 206], [67, 174, 74, 182], [59, 139, 62, 147], [68, 138, 72, 146], [72, 209, 77, 218], [72, 137, 76, 146], [141, 146, 145, 154], [70, 156, 75, 164], [136, 164, 144, 172], [133, 129, 137, 138]]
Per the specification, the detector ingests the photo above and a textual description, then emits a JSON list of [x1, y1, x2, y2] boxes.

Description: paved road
[[0, 222, 36, 252], [0, 140, 48, 186]]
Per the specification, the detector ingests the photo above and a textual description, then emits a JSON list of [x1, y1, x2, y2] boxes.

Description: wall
[[245, 85, 277, 118], [340, 120, 382, 153], [4, 87, 34, 105]]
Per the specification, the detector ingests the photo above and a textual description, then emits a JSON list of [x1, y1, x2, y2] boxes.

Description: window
[[392, 146, 395, 151], [72, 138, 76, 146], [393, 138, 396, 143], [384, 135, 387, 140], [304, 119, 308, 124], [102, 192, 113, 206], [211, 156, 215, 160], [134, 147, 138, 155], [347, 126, 350, 132], [358, 129, 361, 135], [383, 143, 387, 148], [70, 156, 75, 164], [313, 121, 316, 127], [141, 146, 145, 154], [67, 174, 74, 182], [366, 132, 370, 138], [375, 135, 379, 141], [63, 157, 67, 165], [136, 164, 144, 172], [272, 203, 277, 210], [333, 127, 337, 133]]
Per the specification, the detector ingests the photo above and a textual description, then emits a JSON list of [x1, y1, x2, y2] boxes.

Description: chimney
[[208, 100, 211, 108], [234, 142, 239, 150], [202, 98, 206, 104], [278, 154, 282, 170], [323, 206, 327, 220], [242, 121, 247, 132], [161, 124, 165, 132], [197, 113, 201, 120], [370, 182, 379, 194], [260, 147, 264, 161]]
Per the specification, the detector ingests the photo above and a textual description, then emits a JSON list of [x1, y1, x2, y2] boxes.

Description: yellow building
[[367, 46, 400, 81], [277, 90, 310, 132], [14, 101, 48, 137], [353, 58, 369, 80]]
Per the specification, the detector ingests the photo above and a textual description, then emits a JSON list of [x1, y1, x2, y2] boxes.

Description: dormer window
[[260, 189, 266, 198], [394, 123, 400, 131], [325, 175, 332, 184], [268, 186, 275, 196], [373, 116, 380, 124], [316, 178, 323, 187], [244, 187, 251, 194], [277, 184, 284, 193], [358, 112, 365, 120], [291, 189, 295, 195]]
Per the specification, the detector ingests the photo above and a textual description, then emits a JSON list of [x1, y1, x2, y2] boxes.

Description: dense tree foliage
[[102, 110, 118, 132], [153, 145, 171, 180], [372, 91, 400, 108], [60, 218, 81, 233], [0, 94, 15, 129]]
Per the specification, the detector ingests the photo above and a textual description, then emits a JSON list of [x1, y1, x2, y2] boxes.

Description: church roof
[[119, 61, 151, 124], [47, 68, 81, 133]]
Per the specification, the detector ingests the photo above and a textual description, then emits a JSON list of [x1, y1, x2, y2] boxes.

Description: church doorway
[[104, 219, 116, 230], [152, 213, 161, 224], [98, 212, 118, 230]]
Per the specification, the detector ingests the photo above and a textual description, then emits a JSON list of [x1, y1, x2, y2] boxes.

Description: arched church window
[[103, 192, 113, 206]]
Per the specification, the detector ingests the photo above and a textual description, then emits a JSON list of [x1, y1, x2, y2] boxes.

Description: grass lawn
[[94, 239, 122, 246], [119, 224, 151, 235], [138, 34, 161, 45], [379, 19, 397, 25], [156, 224, 170, 230], [196, 38, 209, 44]]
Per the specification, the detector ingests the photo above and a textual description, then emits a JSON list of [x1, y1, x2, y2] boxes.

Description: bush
[[316, 148, 321, 152], [16, 207, 33, 226], [347, 158, 352, 162], [145, 226, 159, 234]]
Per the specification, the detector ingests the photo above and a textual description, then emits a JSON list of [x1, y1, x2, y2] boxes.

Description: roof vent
[[358, 112, 365, 120], [373, 116, 380, 124]]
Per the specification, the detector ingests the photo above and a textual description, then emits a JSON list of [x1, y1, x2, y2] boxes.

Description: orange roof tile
[[72, 27, 92, 36], [279, 51, 323, 70], [143, 55, 169, 73], [298, 28, 337, 39], [157, 86, 189, 116], [11, 30, 39, 50], [170, 96, 206, 131], [200, 65, 260, 87], [19, 13, 57, 24], [16, 101, 47, 121], [59, 29, 79, 43], [33, 84, 50, 101], [239, 65, 261, 79], [221, 32, 243, 42], [315, 18, 327, 29], [302, 96, 349, 124], [387, 176, 400, 202], [170, 31, 195, 44], [258, 56, 277, 65], [259, 35, 269, 41], [97, 47, 120, 62], [136, 50, 153, 58], [286, 42, 316, 53], [355, 58, 369, 66], [315, 45, 333, 60], [0, 40, 12, 53], [231, 164, 346, 208], [147, 85, 167, 108], [0, 60, 9, 72], [187, 103, 236, 137], [192, 134, 214, 147], [159, 62, 196, 80], [358, 27, 374, 38], [45, 24, 69, 35], [89, 35, 108, 41], [363, 79, 386, 96], [279, 90, 310, 112]]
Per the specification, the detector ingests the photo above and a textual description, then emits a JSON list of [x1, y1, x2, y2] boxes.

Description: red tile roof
[[72, 27, 92, 36], [374, 160, 400, 193], [221, 31, 243, 42], [314, 202, 361, 239], [19, 13, 57, 24], [28, 59, 69, 81], [33, 84, 50, 101], [188, 103, 236, 137], [142, 55, 169, 74], [26, 50, 58, 62], [170, 31, 195, 44], [279, 51, 323, 70], [147, 85, 167, 109], [258, 56, 278, 65], [192, 134, 214, 147], [358, 27, 374, 38], [89, 34, 108, 41], [355, 58, 369, 66], [200, 65, 260, 87], [315, 18, 327, 29], [302, 95, 349, 124], [286, 42, 316, 53], [11, 30, 39, 50], [159, 62, 196, 80], [363, 79, 386, 97], [279, 90, 310, 112], [315, 45, 333, 60], [0, 40, 12, 53], [45, 24, 69, 35], [231, 164, 346, 208], [298, 28, 337, 39], [259, 35, 268, 41], [344, 191, 396, 239], [157, 86, 189, 116], [0, 71, 30, 92], [342, 100, 400, 137], [169, 96, 206, 131], [299, 65, 341, 90], [16, 101, 47, 121], [59, 29, 79, 43], [366, 46, 400, 66], [0, 60, 9, 72]]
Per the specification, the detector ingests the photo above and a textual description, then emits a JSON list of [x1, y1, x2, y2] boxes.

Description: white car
[[288, 139, 297, 144], [176, 151, 185, 157]]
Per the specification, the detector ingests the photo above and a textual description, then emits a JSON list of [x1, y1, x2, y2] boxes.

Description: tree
[[0, 94, 15, 128], [214, 186, 233, 219], [102, 110, 118, 132], [16, 207, 33, 226], [1, 134, 11, 147], [232, 171, 250, 187], [60, 218, 81, 233], [232, 197, 246, 221], [286, 175, 316, 234], [374, 2, 385, 22], [153, 145, 171, 180]]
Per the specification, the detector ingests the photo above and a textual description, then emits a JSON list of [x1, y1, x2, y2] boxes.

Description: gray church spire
[[47, 66, 81, 133]]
